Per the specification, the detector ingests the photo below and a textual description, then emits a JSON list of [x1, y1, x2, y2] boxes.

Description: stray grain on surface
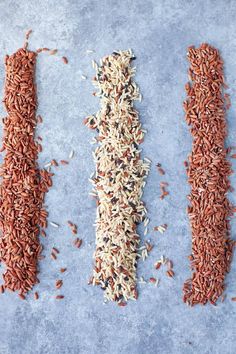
[[56, 295, 64, 299], [55, 279, 63, 289], [0, 47, 52, 296], [62, 56, 68, 64], [60, 268, 67, 273]]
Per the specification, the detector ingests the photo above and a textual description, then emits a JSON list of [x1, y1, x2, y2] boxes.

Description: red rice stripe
[[183, 43, 234, 306], [0, 47, 52, 295]]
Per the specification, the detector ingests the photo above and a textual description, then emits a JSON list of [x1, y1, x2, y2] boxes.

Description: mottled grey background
[[0, 0, 235, 353]]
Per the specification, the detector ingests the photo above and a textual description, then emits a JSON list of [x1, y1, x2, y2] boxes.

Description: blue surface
[[0, 0, 235, 353]]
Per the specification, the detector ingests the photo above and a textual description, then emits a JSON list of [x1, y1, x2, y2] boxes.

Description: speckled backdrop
[[0, 0, 235, 353]]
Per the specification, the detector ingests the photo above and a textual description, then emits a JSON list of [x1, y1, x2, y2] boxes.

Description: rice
[[85, 50, 149, 303], [183, 43, 235, 306]]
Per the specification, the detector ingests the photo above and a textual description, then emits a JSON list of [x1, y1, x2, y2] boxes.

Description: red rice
[[0, 47, 52, 295], [183, 43, 234, 305]]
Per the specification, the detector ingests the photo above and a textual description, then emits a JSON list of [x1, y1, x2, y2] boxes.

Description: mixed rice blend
[[85, 50, 150, 303]]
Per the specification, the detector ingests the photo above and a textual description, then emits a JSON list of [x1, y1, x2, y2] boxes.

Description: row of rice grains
[[183, 43, 235, 306], [0, 46, 52, 297], [85, 50, 149, 304]]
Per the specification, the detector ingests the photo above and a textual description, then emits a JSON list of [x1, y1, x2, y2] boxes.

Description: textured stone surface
[[0, 0, 235, 353]]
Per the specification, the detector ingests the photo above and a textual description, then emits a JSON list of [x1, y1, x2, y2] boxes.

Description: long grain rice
[[183, 43, 235, 306], [0, 46, 52, 296], [85, 50, 149, 303]]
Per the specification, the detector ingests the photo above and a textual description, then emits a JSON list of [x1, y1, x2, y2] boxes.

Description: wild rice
[[85, 50, 149, 303], [0, 45, 52, 296], [183, 43, 235, 306]]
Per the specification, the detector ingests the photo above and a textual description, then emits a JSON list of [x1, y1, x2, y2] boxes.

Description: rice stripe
[[0, 45, 52, 295], [183, 43, 234, 306], [86, 50, 149, 303]]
